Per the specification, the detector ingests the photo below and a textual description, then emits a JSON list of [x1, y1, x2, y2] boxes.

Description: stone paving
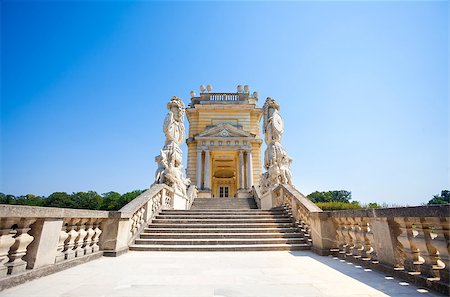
[[0, 251, 443, 297]]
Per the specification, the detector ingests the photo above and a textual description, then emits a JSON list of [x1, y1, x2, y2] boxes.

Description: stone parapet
[[265, 183, 450, 295], [0, 183, 197, 290]]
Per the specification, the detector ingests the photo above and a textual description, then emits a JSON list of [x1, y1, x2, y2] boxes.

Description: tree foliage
[[427, 190, 450, 205], [0, 190, 145, 211], [307, 190, 352, 203]]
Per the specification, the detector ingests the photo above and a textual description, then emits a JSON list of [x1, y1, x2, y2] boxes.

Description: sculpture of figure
[[263, 97, 284, 144], [154, 96, 191, 196], [163, 96, 186, 145], [260, 97, 293, 194]]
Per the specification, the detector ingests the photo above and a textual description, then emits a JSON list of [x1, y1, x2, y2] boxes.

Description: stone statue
[[260, 97, 293, 194], [163, 96, 186, 145], [154, 96, 191, 196]]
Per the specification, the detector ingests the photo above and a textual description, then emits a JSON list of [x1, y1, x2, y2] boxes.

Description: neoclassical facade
[[186, 89, 263, 198]]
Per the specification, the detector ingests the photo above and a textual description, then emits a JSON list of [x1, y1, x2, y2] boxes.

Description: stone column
[[196, 150, 203, 189], [204, 150, 211, 190], [246, 150, 253, 189], [238, 150, 245, 190]]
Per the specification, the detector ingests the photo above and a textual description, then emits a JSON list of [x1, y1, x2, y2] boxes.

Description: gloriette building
[[185, 87, 263, 198]]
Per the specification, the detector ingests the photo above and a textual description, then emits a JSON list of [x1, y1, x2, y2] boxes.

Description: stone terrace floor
[[0, 251, 443, 297]]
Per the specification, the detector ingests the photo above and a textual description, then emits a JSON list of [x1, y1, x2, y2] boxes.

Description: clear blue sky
[[1, 1, 448, 205]]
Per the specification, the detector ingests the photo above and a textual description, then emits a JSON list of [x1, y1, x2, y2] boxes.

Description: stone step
[[139, 232, 302, 239], [191, 205, 257, 210], [151, 218, 293, 224], [155, 214, 290, 219], [129, 243, 310, 252], [134, 237, 306, 245], [146, 223, 296, 228], [161, 210, 284, 214], [193, 198, 255, 201], [143, 227, 301, 233]]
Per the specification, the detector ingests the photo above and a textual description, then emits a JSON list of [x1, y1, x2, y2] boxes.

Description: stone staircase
[[129, 197, 310, 251]]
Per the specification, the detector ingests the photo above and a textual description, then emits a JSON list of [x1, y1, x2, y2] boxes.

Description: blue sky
[[1, 1, 448, 205]]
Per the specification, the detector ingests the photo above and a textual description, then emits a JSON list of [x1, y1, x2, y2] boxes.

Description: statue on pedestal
[[154, 96, 190, 196], [260, 97, 293, 194]]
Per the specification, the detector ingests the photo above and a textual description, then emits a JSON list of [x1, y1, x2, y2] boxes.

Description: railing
[[0, 205, 110, 286], [190, 92, 258, 105], [261, 184, 450, 295], [0, 183, 197, 290], [325, 207, 449, 294], [256, 184, 322, 246], [209, 94, 240, 101]]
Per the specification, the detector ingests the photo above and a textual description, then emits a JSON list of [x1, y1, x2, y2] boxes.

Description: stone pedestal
[[236, 190, 252, 198], [25, 219, 63, 269], [100, 218, 130, 257], [197, 190, 212, 198], [173, 189, 189, 210], [260, 190, 275, 210]]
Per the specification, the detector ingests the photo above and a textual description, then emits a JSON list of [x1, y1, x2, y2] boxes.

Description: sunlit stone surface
[[0, 251, 440, 297]]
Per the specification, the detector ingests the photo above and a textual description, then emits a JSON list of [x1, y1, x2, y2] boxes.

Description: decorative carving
[[5, 219, 36, 275], [0, 219, 16, 276], [55, 223, 69, 263], [260, 97, 293, 193], [154, 96, 191, 196]]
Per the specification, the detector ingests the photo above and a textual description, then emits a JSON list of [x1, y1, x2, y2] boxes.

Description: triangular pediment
[[196, 123, 254, 138]]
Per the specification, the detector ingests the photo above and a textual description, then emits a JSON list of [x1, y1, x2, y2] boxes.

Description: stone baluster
[[333, 217, 346, 256], [65, 219, 80, 260], [84, 220, 95, 256], [396, 217, 423, 274], [389, 217, 406, 270], [351, 217, 363, 258], [91, 219, 102, 253], [74, 220, 88, 257], [0, 219, 17, 277], [436, 217, 450, 284], [131, 212, 139, 236], [343, 218, 355, 257], [55, 222, 69, 263], [360, 218, 375, 262], [421, 217, 448, 281], [5, 219, 36, 275]]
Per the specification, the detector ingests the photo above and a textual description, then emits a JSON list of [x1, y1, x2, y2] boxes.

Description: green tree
[[14, 194, 44, 206], [100, 191, 122, 211], [307, 190, 351, 203], [71, 191, 102, 210], [0, 193, 15, 204], [427, 190, 450, 205], [43, 192, 73, 208], [117, 190, 145, 210]]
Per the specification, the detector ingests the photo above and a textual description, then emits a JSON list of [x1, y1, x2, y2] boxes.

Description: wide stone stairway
[[129, 198, 310, 251]]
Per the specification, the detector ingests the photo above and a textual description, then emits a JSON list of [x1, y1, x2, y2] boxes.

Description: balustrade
[[259, 184, 449, 294]]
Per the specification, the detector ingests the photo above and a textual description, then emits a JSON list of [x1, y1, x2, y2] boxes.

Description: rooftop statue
[[260, 97, 293, 194], [154, 96, 190, 196]]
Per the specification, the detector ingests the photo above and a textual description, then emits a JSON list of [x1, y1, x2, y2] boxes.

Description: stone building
[[185, 87, 263, 198]]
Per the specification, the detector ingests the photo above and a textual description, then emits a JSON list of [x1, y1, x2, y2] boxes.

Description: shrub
[[315, 201, 362, 211]]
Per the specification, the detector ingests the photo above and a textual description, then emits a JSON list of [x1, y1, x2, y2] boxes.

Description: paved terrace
[[0, 251, 441, 297]]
